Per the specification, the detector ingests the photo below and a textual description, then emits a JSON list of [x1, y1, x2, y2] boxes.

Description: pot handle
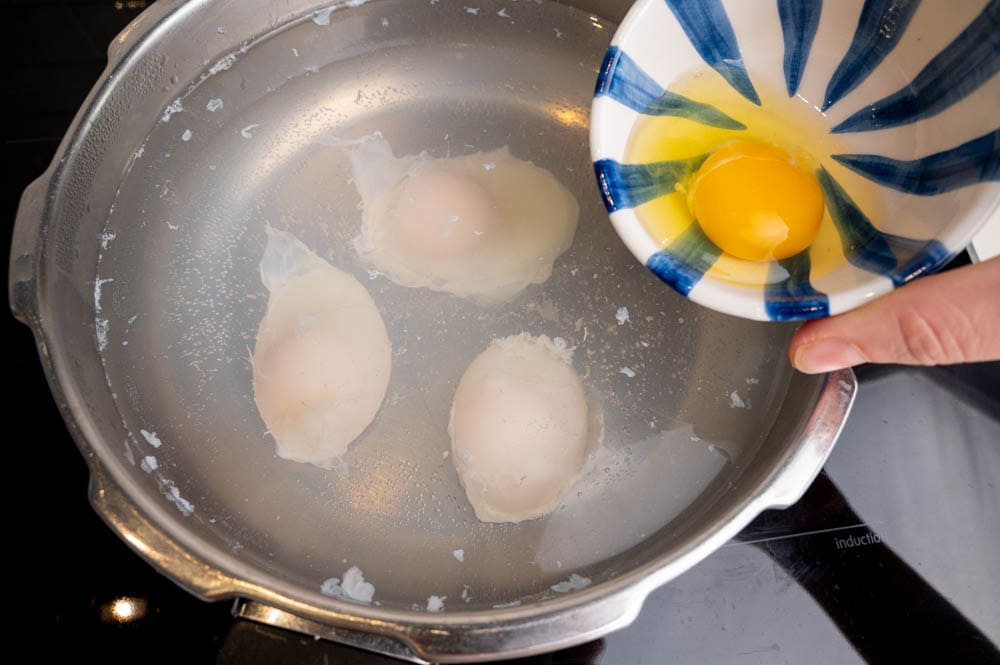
[[87, 460, 255, 600], [87, 463, 419, 653], [236, 590, 641, 664], [235, 601, 431, 664], [105, 0, 183, 64], [9, 174, 50, 325], [760, 368, 857, 509]]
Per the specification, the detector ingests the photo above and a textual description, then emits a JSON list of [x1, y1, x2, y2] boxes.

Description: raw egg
[[687, 140, 824, 261], [624, 68, 866, 279]]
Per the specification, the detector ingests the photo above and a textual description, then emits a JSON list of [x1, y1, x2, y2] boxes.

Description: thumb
[[790, 256, 1000, 373]]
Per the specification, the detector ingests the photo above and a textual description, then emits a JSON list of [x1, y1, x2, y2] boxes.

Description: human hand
[[789, 256, 1000, 373]]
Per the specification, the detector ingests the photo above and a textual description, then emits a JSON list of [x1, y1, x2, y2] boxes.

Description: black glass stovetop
[[5, 2, 999, 663]]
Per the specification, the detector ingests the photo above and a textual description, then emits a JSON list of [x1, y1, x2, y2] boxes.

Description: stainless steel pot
[[9, 0, 854, 662]]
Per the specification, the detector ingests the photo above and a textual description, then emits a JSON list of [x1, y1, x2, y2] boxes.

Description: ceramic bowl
[[590, 0, 1000, 320]]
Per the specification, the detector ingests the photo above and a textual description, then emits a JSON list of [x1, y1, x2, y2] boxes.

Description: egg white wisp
[[347, 136, 579, 304], [252, 227, 392, 468]]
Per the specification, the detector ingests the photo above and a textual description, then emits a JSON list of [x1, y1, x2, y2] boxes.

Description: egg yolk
[[687, 140, 824, 262]]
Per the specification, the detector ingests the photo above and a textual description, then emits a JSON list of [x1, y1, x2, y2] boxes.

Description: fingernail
[[793, 340, 867, 374]]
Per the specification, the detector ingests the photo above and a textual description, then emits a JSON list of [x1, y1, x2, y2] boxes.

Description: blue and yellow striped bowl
[[590, 0, 1000, 321]]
